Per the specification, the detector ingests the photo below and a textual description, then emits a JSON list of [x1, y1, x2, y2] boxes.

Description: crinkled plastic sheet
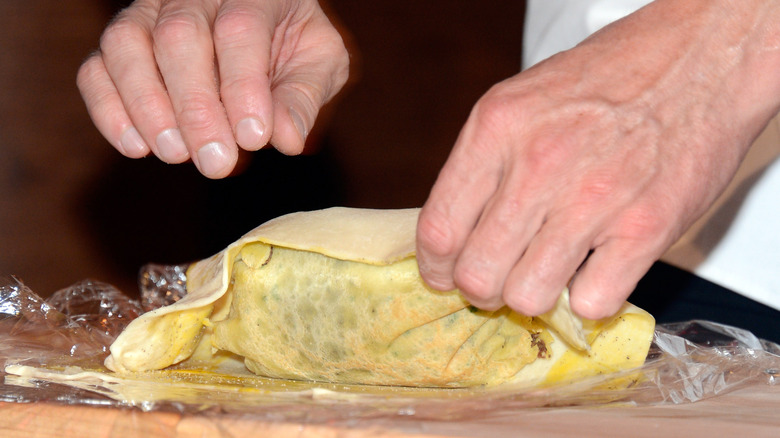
[[1, 267, 779, 425]]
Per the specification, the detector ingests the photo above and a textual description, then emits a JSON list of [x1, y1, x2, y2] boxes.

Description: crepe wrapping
[[105, 207, 655, 388]]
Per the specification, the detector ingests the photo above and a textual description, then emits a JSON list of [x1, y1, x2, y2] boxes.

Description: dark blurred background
[[0, 1, 527, 296]]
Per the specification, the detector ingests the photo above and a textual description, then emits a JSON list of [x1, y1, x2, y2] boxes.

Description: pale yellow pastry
[[105, 207, 655, 388]]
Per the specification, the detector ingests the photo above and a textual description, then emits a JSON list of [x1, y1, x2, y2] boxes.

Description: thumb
[[267, 18, 350, 154], [269, 86, 318, 155]]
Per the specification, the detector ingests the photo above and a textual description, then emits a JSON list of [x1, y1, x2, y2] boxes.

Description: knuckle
[[76, 55, 104, 90], [176, 94, 220, 132], [617, 205, 671, 241], [213, 9, 257, 46], [100, 17, 147, 52], [573, 171, 622, 209], [219, 75, 258, 97], [126, 90, 166, 117], [523, 135, 573, 176], [492, 195, 528, 231], [416, 210, 458, 259], [471, 88, 518, 134], [153, 13, 201, 47], [453, 265, 496, 303]]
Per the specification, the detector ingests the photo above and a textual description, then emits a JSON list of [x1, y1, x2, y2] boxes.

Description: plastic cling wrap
[[1, 269, 779, 424]]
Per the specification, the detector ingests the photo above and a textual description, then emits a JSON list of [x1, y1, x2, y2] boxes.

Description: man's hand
[[417, 0, 780, 319], [77, 0, 349, 178]]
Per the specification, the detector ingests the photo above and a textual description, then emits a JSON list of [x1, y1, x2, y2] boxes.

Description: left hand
[[77, 0, 349, 178]]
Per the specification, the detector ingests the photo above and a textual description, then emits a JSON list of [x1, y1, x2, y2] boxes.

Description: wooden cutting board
[[1, 384, 779, 438]]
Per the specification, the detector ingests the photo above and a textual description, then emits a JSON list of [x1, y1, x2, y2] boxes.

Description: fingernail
[[288, 108, 308, 141], [119, 127, 149, 157], [197, 142, 232, 177], [156, 128, 189, 163], [235, 117, 265, 150]]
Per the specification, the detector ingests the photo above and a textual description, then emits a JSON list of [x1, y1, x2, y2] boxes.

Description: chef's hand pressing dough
[[416, 0, 780, 319]]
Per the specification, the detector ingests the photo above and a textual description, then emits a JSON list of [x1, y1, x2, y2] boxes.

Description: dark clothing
[[629, 262, 780, 344]]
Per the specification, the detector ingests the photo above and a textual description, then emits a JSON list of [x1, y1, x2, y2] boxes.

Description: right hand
[[416, 0, 780, 320], [77, 0, 350, 178]]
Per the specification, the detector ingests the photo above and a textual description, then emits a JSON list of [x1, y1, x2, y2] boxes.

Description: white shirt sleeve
[[523, 0, 652, 69]]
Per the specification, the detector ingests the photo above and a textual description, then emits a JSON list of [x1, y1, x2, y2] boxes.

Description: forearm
[[713, 0, 780, 133], [674, 0, 780, 136], [574, 0, 780, 137], [538, 0, 780, 206]]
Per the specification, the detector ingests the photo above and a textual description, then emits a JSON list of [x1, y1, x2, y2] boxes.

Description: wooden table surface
[[1, 383, 778, 438]]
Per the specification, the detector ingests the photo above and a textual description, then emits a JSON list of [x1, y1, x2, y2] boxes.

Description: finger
[[268, 80, 319, 155], [267, 19, 350, 155], [213, 0, 278, 151], [77, 53, 150, 159], [98, 3, 190, 163], [568, 237, 660, 320], [416, 109, 506, 292], [154, 0, 237, 178], [449, 170, 547, 310], [500, 214, 594, 316]]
